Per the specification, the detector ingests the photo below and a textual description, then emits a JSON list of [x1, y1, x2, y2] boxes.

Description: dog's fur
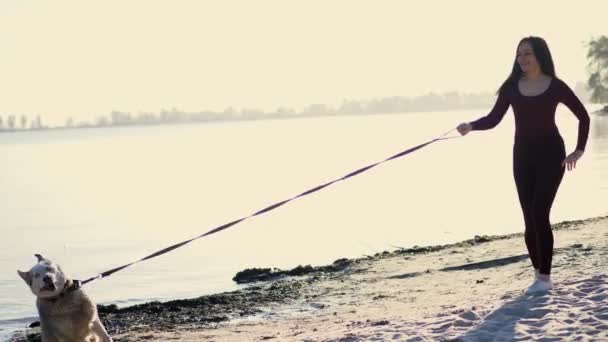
[[18, 254, 112, 342]]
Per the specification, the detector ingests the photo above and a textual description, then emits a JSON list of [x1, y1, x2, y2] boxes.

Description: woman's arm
[[558, 79, 590, 152], [470, 89, 511, 131]]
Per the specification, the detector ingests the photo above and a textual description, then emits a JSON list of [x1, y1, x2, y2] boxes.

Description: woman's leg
[[532, 155, 565, 275], [513, 148, 539, 270]]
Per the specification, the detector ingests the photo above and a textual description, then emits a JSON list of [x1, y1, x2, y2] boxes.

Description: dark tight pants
[[513, 135, 566, 275]]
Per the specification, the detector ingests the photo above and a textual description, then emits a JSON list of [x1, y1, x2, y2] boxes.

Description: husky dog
[[18, 254, 112, 342]]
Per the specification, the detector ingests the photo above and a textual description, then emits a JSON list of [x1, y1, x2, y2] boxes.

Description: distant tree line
[[91, 92, 498, 127], [0, 80, 597, 133], [587, 35, 608, 113], [0, 114, 45, 131], [0, 91, 499, 132]]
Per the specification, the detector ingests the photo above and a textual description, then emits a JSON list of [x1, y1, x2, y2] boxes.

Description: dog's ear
[[34, 254, 45, 262], [18, 270, 33, 286]]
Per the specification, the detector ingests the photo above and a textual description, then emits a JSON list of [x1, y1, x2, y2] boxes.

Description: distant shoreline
[[2, 101, 605, 136], [0, 105, 490, 135]]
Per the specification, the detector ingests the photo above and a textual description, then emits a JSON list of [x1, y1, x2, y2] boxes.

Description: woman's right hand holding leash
[[457, 122, 473, 136]]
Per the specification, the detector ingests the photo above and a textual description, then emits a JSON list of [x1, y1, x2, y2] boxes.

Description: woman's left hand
[[562, 150, 584, 171]]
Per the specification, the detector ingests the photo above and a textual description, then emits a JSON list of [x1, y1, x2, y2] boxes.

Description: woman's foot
[[525, 273, 552, 294]]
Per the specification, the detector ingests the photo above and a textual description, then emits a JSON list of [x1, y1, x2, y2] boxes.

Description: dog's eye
[[46, 267, 53, 272]]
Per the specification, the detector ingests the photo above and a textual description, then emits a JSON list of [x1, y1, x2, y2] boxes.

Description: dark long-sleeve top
[[470, 78, 590, 151]]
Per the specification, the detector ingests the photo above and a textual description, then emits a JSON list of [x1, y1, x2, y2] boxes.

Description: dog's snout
[[43, 275, 53, 284]]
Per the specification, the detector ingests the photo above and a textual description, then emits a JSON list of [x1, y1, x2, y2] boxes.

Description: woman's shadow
[[453, 293, 554, 341]]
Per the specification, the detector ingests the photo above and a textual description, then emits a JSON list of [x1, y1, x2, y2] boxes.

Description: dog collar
[[65, 279, 82, 293]]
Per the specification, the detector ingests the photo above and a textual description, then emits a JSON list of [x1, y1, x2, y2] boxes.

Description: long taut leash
[[80, 128, 460, 286]]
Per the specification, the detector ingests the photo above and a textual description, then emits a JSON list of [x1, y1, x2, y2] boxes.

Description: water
[[1, 107, 607, 339]]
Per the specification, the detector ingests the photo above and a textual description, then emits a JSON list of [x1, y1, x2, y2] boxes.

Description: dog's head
[[18, 254, 68, 299]]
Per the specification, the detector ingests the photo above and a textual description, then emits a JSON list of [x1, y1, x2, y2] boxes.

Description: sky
[[0, 0, 606, 124]]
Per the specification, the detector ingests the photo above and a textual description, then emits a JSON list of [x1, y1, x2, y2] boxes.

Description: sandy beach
[[11, 216, 608, 341]]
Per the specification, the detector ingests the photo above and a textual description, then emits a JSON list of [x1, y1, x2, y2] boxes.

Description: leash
[[80, 128, 460, 285]]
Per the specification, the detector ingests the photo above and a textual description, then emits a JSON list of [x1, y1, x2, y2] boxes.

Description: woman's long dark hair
[[498, 36, 556, 94]]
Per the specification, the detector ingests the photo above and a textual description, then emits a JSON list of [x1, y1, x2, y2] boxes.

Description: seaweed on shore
[[233, 258, 354, 284]]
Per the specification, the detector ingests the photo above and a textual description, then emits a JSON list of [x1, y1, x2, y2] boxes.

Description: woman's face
[[517, 41, 540, 75]]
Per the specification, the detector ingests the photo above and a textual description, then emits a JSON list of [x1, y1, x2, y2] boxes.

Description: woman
[[457, 36, 590, 294]]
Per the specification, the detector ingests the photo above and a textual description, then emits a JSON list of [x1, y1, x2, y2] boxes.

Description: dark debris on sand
[[233, 258, 355, 284], [99, 278, 311, 335]]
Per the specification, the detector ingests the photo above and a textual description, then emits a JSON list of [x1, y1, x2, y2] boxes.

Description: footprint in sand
[[589, 294, 608, 302], [579, 317, 597, 324], [595, 313, 608, 321], [453, 319, 475, 327], [458, 310, 481, 322]]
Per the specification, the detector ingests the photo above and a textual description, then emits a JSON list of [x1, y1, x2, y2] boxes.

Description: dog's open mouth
[[41, 283, 56, 292]]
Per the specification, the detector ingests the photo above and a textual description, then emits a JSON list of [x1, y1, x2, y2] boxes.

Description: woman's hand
[[457, 122, 473, 136], [562, 150, 584, 171]]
